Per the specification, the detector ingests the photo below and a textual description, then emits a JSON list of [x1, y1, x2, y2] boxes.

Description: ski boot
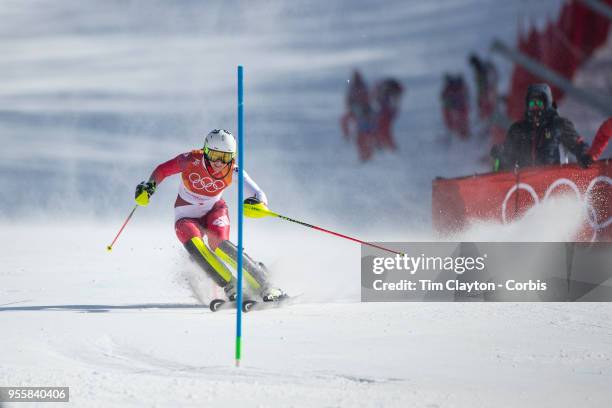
[[224, 281, 237, 302], [261, 287, 288, 302], [252, 262, 287, 302]]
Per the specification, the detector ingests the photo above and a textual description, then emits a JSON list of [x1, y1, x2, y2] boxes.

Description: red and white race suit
[[149, 150, 267, 247]]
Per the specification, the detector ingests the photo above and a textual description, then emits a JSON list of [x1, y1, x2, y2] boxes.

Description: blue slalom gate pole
[[235, 65, 245, 367]]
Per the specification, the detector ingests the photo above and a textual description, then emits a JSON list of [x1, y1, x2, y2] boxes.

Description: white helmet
[[203, 129, 236, 163]]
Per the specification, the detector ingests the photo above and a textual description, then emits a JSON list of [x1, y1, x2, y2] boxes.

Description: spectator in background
[[587, 117, 612, 161], [491, 83, 592, 171], [441, 74, 470, 139], [341, 70, 376, 161], [372, 78, 404, 151], [468, 53, 498, 121]]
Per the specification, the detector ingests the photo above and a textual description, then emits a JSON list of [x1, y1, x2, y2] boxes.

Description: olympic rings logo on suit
[[188, 172, 225, 193], [501, 176, 612, 242]]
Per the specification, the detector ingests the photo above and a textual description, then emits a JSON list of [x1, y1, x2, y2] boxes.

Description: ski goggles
[[528, 99, 544, 109], [204, 147, 235, 164]]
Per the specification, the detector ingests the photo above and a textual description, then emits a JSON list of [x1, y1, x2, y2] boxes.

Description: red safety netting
[[506, 0, 612, 121]]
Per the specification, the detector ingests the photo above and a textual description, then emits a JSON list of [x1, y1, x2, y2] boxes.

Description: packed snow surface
[[1, 0, 611, 406]]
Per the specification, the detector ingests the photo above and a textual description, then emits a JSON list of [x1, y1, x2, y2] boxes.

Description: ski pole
[[244, 203, 403, 255], [106, 205, 138, 252]]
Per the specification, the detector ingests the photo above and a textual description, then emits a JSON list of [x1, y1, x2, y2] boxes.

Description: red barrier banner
[[432, 160, 612, 241]]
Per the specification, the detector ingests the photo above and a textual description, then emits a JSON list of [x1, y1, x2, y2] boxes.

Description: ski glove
[[135, 180, 157, 206], [243, 197, 270, 218], [490, 144, 505, 172]]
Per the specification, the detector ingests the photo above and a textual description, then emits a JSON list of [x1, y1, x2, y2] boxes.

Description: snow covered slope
[[2, 224, 612, 407], [2, 1, 611, 406], [2, 220, 612, 407]]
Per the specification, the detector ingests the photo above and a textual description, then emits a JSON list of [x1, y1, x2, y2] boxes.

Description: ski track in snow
[[2, 0, 612, 406]]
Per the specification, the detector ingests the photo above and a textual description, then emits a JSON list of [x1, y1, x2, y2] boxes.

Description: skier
[[134, 129, 285, 303], [340, 70, 376, 161], [491, 83, 592, 171], [441, 74, 470, 139], [372, 78, 404, 151], [468, 53, 498, 121]]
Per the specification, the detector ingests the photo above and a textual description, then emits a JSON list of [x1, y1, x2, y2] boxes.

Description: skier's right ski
[[209, 298, 234, 312]]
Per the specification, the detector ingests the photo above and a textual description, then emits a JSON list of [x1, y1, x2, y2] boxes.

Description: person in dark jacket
[[491, 83, 592, 171]]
